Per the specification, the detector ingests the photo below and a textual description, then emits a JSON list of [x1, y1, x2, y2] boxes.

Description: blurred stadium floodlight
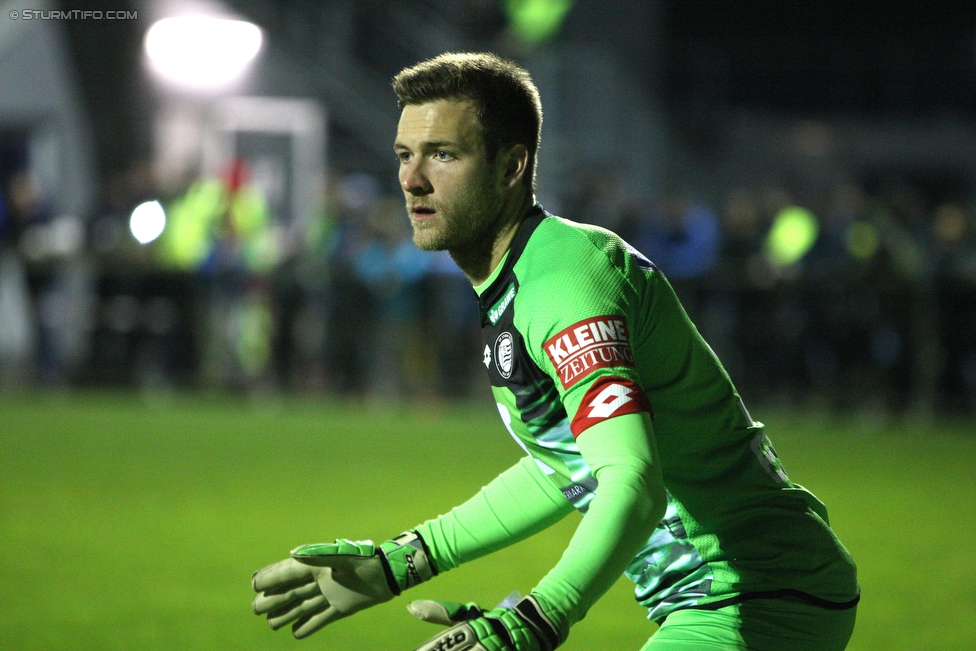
[[765, 205, 819, 268], [144, 15, 262, 90], [130, 200, 166, 244], [505, 0, 576, 44]]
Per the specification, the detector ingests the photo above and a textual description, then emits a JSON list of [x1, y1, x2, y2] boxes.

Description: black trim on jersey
[[673, 587, 861, 621], [661, 512, 688, 540], [624, 240, 659, 271], [479, 204, 569, 431], [478, 203, 547, 328], [483, 296, 568, 427]]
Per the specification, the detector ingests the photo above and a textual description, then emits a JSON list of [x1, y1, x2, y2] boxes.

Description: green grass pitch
[[1, 393, 974, 650]]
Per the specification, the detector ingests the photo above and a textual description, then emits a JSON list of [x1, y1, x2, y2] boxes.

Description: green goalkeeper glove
[[251, 531, 435, 639], [407, 595, 562, 651]]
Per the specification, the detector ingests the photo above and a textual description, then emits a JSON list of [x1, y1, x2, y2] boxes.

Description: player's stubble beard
[[408, 166, 505, 258]]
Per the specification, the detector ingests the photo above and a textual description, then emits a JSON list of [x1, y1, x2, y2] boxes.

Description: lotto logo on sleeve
[[544, 315, 635, 389], [571, 376, 652, 437]]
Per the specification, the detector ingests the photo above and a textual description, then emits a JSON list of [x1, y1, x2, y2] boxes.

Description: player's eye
[[434, 150, 453, 161], [396, 151, 411, 163]]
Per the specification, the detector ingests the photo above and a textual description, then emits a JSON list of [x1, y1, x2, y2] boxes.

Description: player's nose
[[400, 160, 432, 196]]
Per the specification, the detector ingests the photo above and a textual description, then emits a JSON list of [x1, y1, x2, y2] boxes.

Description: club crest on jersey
[[543, 315, 635, 389], [571, 376, 652, 437], [494, 332, 515, 378]]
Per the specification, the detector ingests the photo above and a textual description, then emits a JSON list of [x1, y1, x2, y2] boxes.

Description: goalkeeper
[[252, 52, 859, 651]]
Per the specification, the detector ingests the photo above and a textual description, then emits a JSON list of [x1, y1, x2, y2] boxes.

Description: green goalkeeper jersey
[[476, 205, 858, 623]]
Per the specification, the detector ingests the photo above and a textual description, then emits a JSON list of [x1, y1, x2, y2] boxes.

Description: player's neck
[[451, 192, 534, 286]]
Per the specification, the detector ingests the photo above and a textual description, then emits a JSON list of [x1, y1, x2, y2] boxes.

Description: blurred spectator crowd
[[2, 161, 976, 417]]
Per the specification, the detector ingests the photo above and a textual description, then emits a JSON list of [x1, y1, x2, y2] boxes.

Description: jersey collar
[[476, 203, 547, 322]]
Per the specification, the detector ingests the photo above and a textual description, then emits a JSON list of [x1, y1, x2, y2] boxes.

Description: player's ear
[[499, 143, 529, 189]]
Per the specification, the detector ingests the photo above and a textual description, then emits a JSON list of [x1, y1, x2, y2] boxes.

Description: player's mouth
[[410, 205, 437, 221]]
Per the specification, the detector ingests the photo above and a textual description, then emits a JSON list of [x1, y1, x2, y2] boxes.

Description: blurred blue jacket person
[[638, 193, 721, 279]]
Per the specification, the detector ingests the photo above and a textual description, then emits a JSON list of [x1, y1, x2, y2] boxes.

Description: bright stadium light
[[130, 200, 167, 244], [145, 16, 262, 89]]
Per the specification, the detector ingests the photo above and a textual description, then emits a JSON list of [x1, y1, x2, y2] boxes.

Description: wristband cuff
[[515, 594, 562, 651], [380, 530, 436, 594]]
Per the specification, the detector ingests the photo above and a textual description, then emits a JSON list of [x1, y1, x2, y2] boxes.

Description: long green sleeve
[[531, 412, 666, 641], [416, 455, 575, 572]]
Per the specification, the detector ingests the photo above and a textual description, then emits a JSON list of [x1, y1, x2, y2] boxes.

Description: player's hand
[[252, 531, 435, 639], [407, 595, 562, 651]]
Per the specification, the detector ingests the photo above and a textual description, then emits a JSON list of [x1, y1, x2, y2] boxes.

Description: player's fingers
[[252, 558, 314, 592], [292, 604, 346, 639], [266, 593, 328, 631], [407, 600, 462, 625], [252, 579, 320, 615]]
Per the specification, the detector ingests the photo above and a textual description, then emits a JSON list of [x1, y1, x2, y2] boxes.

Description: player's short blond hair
[[392, 52, 543, 190]]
